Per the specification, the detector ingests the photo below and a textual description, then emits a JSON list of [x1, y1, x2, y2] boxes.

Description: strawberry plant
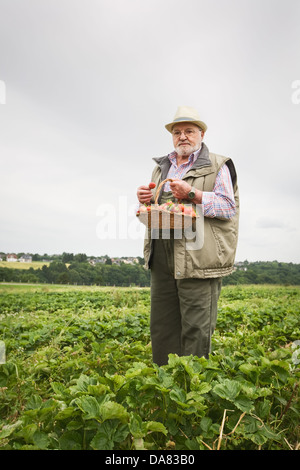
[[0, 284, 299, 450]]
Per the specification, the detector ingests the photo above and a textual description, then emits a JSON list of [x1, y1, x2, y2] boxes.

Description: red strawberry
[[149, 182, 156, 189], [183, 206, 193, 215]]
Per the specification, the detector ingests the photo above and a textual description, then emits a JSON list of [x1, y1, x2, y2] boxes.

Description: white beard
[[175, 143, 199, 157]]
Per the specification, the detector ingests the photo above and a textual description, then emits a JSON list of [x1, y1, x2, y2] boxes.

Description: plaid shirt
[[165, 147, 236, 219]]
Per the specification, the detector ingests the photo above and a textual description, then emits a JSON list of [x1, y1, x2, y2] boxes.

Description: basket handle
[[154, 178, 174, 205]]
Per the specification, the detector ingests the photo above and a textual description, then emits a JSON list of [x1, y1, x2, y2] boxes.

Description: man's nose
[[179, 131, 187, 139]]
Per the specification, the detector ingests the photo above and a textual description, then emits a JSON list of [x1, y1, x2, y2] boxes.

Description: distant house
[[122, 257, 139, 265], [19, 255, 32, 263], [89, 257, 106, 266], [6, 254, 18, 262], [234, 261, 248, 272]]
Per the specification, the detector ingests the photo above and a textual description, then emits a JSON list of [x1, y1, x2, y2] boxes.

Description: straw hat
[[165, 106, 207, 133]]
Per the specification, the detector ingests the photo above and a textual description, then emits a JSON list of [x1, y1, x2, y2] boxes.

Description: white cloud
[[0, 0, 299, 261]]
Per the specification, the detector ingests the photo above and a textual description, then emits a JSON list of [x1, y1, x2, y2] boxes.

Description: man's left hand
[[169, 179, 191, 200]]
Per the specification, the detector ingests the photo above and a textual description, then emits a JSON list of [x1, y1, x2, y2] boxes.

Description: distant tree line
[[0, 260, 151, 287], [222, 260, 300, 286], [0, 258, 300, 286]]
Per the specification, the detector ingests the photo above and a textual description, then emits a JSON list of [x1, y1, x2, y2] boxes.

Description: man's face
[[172, 123, 204, 157]]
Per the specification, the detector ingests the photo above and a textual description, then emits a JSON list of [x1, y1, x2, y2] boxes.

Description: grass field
[[0, 283, 299, 450], [0, 282, 139, 293], [0, 261, 50, 270]]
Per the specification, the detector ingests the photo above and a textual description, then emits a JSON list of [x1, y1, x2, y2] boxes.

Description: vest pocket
[[211, 225, 223, 257]]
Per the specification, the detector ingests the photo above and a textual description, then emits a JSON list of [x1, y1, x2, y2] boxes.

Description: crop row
[[0, 284, 299, 450]]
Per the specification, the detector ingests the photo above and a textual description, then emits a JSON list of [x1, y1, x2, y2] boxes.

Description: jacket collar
[[153, 142, 212, 180]]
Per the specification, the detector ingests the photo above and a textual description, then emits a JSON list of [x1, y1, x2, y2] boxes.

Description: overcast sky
[[0, 0, 299, 262]]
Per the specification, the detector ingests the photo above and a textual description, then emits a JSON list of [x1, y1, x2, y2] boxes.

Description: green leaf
[[129, 413, 146, 438], [200, 416, 212, 433], [133, 437, 145, 450], [191, 379, 212, 395], [146, 421, 167, 435], [169, 387, 187, 405], [113, 423, 129, 443], [100, 401, 129, 423], [157, 367, 174, 388], [69, 374, 96, 395], [0, 420, 22, 439], [54, 407, 78, 421], [17, 424, 38, 443], [255, 400, 272, 420], [125, 362, 154, 378], [90, 421, 129, 450], [25, 395, 43, 410], [51, 382, 67, 398], [271, 363, 289, 384], [87, 384, 111, 396], [32, 431, 50, 449], [90, 430, 114, 450], [58, 430, 82, 450], [234, 394, 254, 413], [185, 438, 200, 450], [239, 363, 259, 383], [213, 379, 242, 401], [249, 430, 268, 446], [74, 395, 101, 420]]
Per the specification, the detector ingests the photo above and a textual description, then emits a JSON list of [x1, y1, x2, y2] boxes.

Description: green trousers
[[150, 237, 222, 366]]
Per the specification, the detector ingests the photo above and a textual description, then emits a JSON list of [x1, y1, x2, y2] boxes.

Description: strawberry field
[[0, 283, 299, 450]]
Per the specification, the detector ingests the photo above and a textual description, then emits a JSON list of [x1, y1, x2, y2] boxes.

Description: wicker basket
[[136, 178, 198, 229]]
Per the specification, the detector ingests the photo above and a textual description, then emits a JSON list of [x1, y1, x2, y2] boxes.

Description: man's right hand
[[137, 185, 154, 204]]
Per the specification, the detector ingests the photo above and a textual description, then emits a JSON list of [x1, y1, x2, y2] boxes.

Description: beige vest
[[143, 150, 239, 279]]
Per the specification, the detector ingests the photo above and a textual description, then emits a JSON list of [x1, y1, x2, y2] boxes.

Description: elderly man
[[137, 106, 239, 366]]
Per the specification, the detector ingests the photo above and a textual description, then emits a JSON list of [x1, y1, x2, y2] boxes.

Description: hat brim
[[165, 119, 207, 133]]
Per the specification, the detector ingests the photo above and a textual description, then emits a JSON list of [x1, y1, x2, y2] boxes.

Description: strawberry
[[183, 206, 193, 215], [172, 205, 182, 213], [149, 182, 156, 189]]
